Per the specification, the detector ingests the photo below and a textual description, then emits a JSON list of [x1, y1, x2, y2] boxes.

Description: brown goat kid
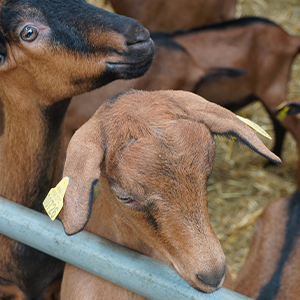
[[234, 190, 300, 300], [65, 17, 300, 185], [0, 0, 155, 299], [60, 90, 280, 299], [108, 0, 237, 31]]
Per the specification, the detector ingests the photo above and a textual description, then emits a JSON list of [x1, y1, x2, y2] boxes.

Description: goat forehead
[[109, 119, 215, 191]]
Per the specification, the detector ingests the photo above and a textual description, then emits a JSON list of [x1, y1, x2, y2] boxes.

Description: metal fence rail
[[0, 197, 252, 300]]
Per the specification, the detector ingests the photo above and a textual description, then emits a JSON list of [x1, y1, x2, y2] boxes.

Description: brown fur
[[0, 1, 154, 299], [234, 191, 300, 299], [65, 17, 300, 185], [108, 0, 237, 31], [60, 90, 280, 299]]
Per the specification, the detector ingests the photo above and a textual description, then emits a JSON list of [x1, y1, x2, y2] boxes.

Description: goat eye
[[118, 196, 135, 204], [20, 26, 39, 42]]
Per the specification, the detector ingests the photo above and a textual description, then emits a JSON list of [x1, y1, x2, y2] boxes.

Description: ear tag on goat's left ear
[[236, 115, 272, 140], [43, 177, 69, 221]]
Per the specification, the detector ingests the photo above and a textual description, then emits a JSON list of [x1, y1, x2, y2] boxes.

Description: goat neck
[[0, 89, 69, 211], [0, 84, 69, 299]]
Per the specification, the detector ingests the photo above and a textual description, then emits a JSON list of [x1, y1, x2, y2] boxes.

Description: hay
[[87, 0, 299, 279]]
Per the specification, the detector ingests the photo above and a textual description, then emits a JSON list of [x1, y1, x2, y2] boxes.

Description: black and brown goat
[[65, 17, 300, 184], [0, 0, 154, 299], [107, 0, 237, 31], [59, 90, 280, 299], [234, 190, 300, 300]]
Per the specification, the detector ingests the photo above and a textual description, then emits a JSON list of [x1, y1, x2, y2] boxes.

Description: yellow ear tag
[[236, 115, 272, 140], [43, 177, 69, 221], [276, 106, 290, 121]]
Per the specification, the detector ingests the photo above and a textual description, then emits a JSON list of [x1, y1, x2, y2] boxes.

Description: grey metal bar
[[0, 197, 252, 300]]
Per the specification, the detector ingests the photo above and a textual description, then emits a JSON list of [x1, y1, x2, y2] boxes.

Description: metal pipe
[[0, 197, 252, 300]]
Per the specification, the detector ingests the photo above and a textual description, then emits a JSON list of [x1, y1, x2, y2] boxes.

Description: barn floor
[[88, 0, 299, 279]]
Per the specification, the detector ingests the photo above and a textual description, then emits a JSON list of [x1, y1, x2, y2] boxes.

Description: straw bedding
[[87, 0, 299, 278]]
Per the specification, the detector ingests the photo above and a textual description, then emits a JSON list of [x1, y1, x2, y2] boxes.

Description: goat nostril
[[196, 269, 225, 288], [125, 24, 150, 45]]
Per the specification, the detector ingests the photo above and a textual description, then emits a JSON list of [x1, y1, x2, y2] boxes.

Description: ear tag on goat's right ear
[[236, 115, 272, 140], [43, 177, 69, 221]]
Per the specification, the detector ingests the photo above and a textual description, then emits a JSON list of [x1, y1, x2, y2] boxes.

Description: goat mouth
[[194, 277, 223, 293], [169, 261, 224, 294], [106, 38, 155, 78], [106, 57, 153, 79], [106, 59, 152, 68]]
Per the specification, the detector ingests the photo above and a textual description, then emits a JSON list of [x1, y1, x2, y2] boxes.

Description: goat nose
[[124, 21, 151, 45], [196, 266, 226, 290]]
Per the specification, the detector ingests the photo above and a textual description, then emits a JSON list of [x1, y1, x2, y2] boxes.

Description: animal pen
[[0, 0, 298, 299]]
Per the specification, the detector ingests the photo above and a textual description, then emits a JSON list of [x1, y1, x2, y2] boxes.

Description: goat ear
[[59, 117, 105, 235], [276, 101, 300, 118], [173, 91, 281, 164]]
